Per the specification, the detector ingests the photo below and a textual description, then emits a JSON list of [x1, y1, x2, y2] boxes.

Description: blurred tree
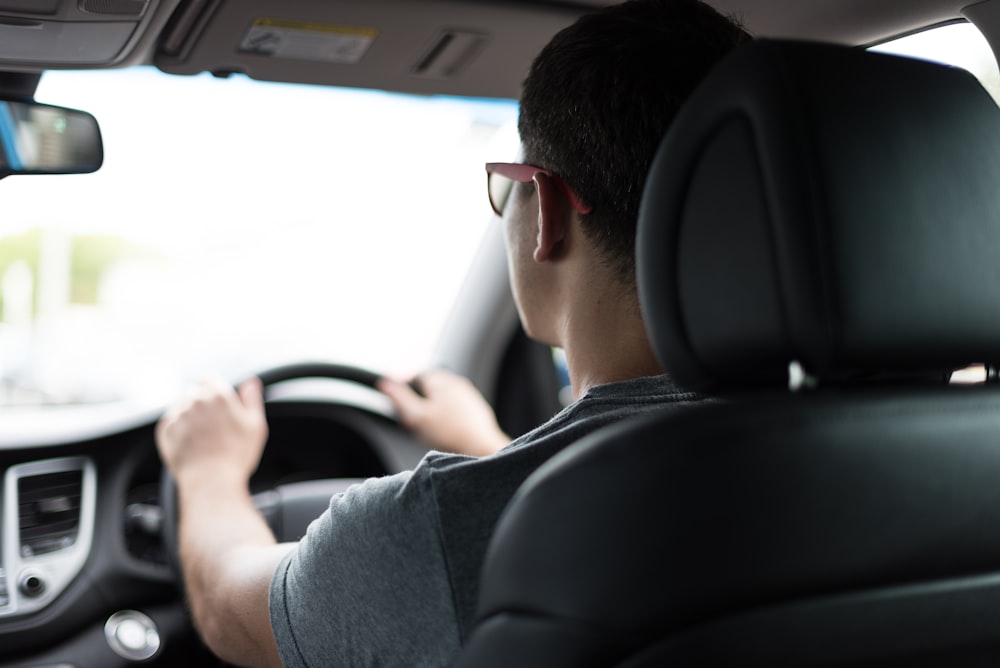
[[0, 228, 41, 318], [0, 227, 149, 316], [70, 234, 140, 305]]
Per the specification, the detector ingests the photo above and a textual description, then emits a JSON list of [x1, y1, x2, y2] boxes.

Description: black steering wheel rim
[[253, 362, 383, 390]]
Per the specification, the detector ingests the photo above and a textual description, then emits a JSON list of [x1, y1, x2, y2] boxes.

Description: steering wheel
[[158, 362, 407, 578]]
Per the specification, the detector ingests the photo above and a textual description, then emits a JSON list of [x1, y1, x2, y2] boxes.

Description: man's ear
[[532, 172, 571, 263]]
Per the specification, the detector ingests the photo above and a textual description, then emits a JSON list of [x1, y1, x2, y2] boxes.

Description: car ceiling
[[0, 0, 992, 100]]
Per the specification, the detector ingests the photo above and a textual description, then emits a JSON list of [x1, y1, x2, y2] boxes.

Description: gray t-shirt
[[269, 374, 701, 667]]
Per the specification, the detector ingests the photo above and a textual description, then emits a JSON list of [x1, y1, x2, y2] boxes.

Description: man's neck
[[560, 289, 663, 401]]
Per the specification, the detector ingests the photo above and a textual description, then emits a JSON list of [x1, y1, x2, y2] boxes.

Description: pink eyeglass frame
[[485, 162, 593, 215]]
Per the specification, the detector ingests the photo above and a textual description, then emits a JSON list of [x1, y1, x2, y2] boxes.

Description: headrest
[[637, 39, 1000, 392]]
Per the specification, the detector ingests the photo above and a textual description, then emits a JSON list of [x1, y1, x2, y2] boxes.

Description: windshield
[[0, 68, 519, 407]]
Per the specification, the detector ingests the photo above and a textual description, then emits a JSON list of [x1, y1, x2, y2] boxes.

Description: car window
[[870, 21, 1000, 104], [0, 68, 519, 406]]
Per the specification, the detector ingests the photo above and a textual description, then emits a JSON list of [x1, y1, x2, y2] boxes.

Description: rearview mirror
[[0, 100, 103, 176]]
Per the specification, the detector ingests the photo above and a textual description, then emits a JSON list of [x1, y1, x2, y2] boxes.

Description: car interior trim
[[1, 456, 97, 619]]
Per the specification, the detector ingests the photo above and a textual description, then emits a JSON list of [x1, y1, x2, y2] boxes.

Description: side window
[[870, 21, 1000, 105], [552, 348, 573, 406]]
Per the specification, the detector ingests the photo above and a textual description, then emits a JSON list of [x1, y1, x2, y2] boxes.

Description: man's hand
[[156, 377, 268, 486], [155, 377, 286, 668], [378, 369, 509, 457]]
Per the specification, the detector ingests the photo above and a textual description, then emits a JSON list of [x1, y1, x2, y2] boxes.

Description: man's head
[[516, 0, 750, 288]]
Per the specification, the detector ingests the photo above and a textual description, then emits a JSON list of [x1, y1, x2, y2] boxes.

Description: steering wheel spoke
[[253, 478, 365, 542]]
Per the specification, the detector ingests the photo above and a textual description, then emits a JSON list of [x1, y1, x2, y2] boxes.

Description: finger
[[376, 378, 425, 425], [418, 368, 457, 390], [201, 375, 237, 403], [157, 382, 203, 438], [238, 377, 265, 416], [154, 414, 169, 449]]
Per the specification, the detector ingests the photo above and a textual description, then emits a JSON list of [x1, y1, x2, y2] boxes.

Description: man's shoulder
[[419, 374, 703, 489], [499, 373, 703, 451]]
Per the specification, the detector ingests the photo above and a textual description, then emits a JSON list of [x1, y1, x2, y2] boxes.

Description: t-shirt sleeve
[[268, 466, 461, 667]]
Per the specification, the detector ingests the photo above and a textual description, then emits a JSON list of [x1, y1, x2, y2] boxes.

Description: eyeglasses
[[485, 162, 593, 216]]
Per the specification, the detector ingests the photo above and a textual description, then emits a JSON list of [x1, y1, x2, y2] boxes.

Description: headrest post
[[789, 361, 818, 392]]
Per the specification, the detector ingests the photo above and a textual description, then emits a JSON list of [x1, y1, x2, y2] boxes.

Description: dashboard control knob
[[105, 610, 161, 661], [18, 571, 46, 598]]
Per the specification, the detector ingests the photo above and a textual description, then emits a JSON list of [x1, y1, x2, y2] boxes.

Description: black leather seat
[[453, 40, 1000, 667]]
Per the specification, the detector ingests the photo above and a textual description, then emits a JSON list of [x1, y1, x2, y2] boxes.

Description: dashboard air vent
[[18, 470, 84, 557]]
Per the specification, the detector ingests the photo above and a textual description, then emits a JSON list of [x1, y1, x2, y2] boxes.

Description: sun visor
[[154, 0, 583, 99], [0, 0, 164, 69]]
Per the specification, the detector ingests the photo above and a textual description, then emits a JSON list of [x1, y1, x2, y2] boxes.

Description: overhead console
[[154, 0, 585, 99], [0, 0, 176, 70]]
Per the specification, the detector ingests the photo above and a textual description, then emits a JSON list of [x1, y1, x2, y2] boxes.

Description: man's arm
[[156, 377, 289, 668]]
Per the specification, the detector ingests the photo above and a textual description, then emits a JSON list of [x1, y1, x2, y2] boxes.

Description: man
[[155, 1, 750, 665]]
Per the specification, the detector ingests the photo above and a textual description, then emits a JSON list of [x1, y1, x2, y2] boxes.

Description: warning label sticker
[[239, 18, 378, 64]]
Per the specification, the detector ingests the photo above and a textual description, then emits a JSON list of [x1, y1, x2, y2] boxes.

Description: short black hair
[[519, 0, 750, 286]]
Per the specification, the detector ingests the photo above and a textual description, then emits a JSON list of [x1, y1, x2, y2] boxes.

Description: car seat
[[453, 39, 1000, 667]]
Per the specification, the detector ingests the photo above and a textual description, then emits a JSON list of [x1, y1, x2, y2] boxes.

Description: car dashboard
[[0, 387, 425, 666]]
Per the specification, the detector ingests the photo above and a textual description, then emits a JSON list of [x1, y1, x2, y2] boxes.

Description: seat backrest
[[454, 39, 1000, 667]]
